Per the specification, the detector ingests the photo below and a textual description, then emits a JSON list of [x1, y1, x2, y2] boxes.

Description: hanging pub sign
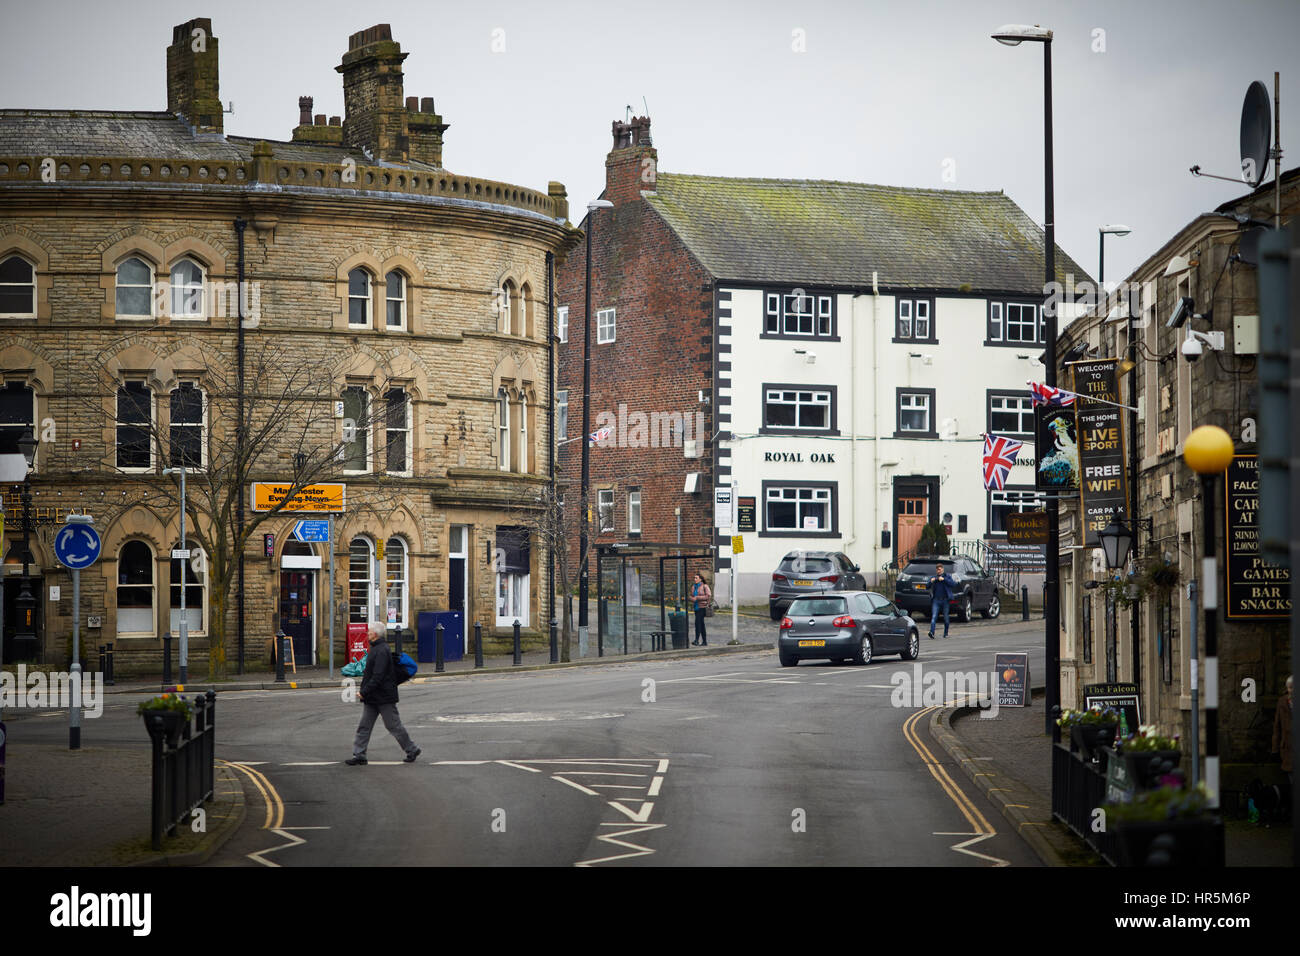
[[1225, 455, 1291, 619], [1035, 405, 1078, 492], [1070, 358, 1128, 546]]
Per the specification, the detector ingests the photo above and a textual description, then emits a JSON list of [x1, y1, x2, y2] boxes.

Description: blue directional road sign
[[292, 519, 331, 543], [55, 523, 102, 570]]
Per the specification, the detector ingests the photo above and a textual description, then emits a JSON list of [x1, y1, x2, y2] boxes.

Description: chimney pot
[[329, 115, 341, 126], [298, 96, 313, 125], [421, 97, 435, 113], [314, 114, 326, 126], [406, 96, 418, 111]]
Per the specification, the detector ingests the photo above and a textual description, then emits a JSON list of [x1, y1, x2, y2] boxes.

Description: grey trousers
[[352, 701, 417, 758]]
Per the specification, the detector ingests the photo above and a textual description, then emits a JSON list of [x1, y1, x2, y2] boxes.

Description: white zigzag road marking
[[246, 826, 330, 867], [575, 823, 667, 866], [937, 831, 1009, 867]]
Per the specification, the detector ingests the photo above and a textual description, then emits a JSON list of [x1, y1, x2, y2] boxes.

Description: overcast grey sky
[[3, 0, 1296, 282]]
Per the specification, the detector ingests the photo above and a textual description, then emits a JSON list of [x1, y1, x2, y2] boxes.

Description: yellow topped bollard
[[1183, 424, 1235, 475]]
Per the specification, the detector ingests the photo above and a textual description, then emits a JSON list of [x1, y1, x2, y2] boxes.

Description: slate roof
[[643, 173, 1090, 294]]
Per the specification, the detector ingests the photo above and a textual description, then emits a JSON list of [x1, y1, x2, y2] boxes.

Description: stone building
[[0, 18, 578, 673], [1057, 167, 1297, 800]]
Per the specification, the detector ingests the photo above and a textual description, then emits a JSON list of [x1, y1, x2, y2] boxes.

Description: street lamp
[[1183, 424, 1235, 811], [991, 22, 1060, 736], [14, 427, 38, 657], [1098, 224, 1131, 289], [578, 197, 614, 659], [1097, 518, 1133, 570]]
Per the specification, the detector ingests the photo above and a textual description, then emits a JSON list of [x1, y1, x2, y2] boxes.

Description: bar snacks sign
[[1225, 456, 1290, 619]]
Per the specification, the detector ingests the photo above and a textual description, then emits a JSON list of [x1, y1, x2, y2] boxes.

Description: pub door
[[279, 570, 315, 666]]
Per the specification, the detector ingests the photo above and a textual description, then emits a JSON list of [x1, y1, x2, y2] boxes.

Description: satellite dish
[[1238, 226, 1266, 266], [1240, 81, 1271, 187]]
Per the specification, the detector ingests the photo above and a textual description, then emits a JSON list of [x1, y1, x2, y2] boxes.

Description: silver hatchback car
[[778, 591, 921, 667]]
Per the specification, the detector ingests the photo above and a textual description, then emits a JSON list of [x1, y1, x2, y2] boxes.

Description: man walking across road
[[927, 563, 957, 640], [346, 621, 421, 765]]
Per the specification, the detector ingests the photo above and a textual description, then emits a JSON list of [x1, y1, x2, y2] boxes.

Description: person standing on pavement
[[691, 572, 712, 646], [927, 563, 957, 639], [346, 621, 421, 765], [1273, 674, 1293, 785]]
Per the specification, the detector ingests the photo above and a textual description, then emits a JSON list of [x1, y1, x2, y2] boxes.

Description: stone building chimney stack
[[605, 116, 656, 205], [336, 24, 410, 163], [299, 96, 313, 126], [167, 18, 223, 134]]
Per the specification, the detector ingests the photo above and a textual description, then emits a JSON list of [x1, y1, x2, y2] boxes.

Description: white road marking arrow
[[607, 800, 654, 823]]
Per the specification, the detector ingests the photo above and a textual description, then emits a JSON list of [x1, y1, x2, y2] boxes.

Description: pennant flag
[[589, 427, 611, 447], [982, 433, 1025, 490], [1028, 381, 1077, 408]]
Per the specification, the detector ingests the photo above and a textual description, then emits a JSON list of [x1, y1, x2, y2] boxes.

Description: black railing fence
[[146, 690, 216, 850]]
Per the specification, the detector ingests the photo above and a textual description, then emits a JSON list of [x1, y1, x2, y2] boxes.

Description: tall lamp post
[[992, 23, 1059, 735], [1183, 424, 1235, 810], [1098, 224, 1130, 289], [578, 198, 614, 658], [14, 427, 39, 659]]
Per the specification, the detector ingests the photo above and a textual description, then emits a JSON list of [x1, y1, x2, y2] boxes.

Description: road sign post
[[55, 515, 100, 750]]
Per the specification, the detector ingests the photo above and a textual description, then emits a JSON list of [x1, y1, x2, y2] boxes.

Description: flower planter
[[1121, 750, 1182, 791], [1114, 817, 1224, 867], [142, 710, 186, 748], [1071, 723, 1118, 762]]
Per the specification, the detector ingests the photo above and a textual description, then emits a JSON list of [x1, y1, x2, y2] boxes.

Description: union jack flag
[[1028, 380, 1077, 408], [982, 433, 1024, 490], [589, 427, 612, 447]]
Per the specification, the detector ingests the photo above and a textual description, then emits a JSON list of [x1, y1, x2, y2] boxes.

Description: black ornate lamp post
[[1098, 518, 1133, 572], [14, 427, 38, 657]]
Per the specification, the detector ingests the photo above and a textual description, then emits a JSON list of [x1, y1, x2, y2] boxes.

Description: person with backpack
[[691, 572, 712, 646], [345, 621, 421, 765]]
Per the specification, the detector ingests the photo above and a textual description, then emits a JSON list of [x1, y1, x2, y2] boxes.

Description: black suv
[[892, 554, 1000, 622]]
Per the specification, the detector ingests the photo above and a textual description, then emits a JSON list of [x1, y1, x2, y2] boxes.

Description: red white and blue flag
[[982, 433, 1025, 490], [589, 427, 612, 446], [1028, 380, 1077, 408]]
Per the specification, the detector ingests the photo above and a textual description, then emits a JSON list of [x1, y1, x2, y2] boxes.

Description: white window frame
[[499, 281, 513, 334], [114, 256, 154, 320], [384, 537, 409, 628], [764, 485, 832, 532], [598, 488, 615, 532], [496, 569, 530, 626], [0, 380, 37, 472], [498, 387, 511, 471], [384, 387, 411, 476], [0, 254, 37, 318], [628, 489, 642, 534], [348, 536, 375, 624], [556, 389, 568, 440], [116, 379, 154, 472], [342, 386, 371, 474], [764, 388, 832, 431], [169, 547, 207, 635], [169, 381, 206, 471], [990, 301, 1043, 344], [348, 268, 372, 328], [116, 540, 156, 636], [518, 393, 528, 474], [596, 307, 616, 344], [385, 271, 407, 330], [557, 305, 569, 344], [989, 488, 1046, 535], [169, 257, 206, 319], [898, 391, 932, 434], [989, 392, 1035, 437]]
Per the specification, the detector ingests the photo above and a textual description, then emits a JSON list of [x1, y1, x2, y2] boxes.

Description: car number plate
[[794, 579, 814, 586], [797, 640, 826, 647], [915, 584, 927, 590]]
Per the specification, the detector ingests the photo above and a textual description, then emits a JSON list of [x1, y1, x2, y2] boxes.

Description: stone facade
[[0, 19, 579, 674]]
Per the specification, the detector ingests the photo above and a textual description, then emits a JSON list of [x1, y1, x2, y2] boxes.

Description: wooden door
[[897, 497, 928, 562]]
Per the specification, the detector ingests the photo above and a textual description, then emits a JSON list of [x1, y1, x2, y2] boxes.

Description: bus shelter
[[595, 542, 715, 655]]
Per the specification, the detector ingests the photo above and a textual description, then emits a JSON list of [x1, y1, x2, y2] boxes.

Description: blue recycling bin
[[417, 610, 464, 662]]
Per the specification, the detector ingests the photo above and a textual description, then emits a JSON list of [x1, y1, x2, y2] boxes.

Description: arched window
[[499, 280, 514, 334], [115, 256, 153, 318], [0, 255, 36, 317], [170, 547, 206, 634], [385, 271, 406, 330], [349, 536, 375, 623], [517, 392, 528, 474], [169, 258, 205, 318], [117, 541, 155, 636], [519, 282, 532, 337], [348, 268, 372, 327], [169, 382, 205, 469], [497, 387, 510, 471], [385, 537, 408, 628]]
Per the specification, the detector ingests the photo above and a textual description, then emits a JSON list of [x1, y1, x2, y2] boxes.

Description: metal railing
[[146, 691, 216, 850], [1051, 743, 1119, 864]]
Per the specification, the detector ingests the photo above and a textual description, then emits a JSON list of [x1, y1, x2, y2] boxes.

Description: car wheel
[[779, 653, 797, 667], [959, 594, 973, 623], [983, 594, 1000, 619], [900, 628, 919, 660], [853, 633, 873, 666], [769, 603, 783, 621]]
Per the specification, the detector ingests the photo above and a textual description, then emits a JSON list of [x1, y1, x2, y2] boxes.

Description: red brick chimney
[[606, 116, 656, 206]]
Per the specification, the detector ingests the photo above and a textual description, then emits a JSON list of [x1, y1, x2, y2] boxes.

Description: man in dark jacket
[[927, 563, 957, 639], [346, 621, 421, 765]]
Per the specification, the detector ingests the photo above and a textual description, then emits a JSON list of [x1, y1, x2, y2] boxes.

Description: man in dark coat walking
[[346, 621, 421, 765], [927, 562, 957, 639]]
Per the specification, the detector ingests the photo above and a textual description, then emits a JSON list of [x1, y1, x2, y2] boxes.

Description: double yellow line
[[220, 760, 284, 830], [900, 706, 994, 835]]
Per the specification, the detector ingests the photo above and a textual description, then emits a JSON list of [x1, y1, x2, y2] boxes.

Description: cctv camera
[[1167, 296, 1195, 329], [1181, 333, 1203, 361]]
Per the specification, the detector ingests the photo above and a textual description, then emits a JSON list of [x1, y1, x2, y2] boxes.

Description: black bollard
[[391, 625, 402, 658], [99, 644, 107, 678], [1042, 581, 1047, 619], [275, 628, 286, 683], [512, 619, 522, 666], [1022, 585, 1030, 622], [162, 630, 173, 686], [549, 618, 558, 664], [105, 642, 114, 686], [435, 621, 445, 673], [474, 620, 484, 668]]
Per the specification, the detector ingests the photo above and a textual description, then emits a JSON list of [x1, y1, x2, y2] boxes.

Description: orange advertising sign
[[250, 482, 346, 513]]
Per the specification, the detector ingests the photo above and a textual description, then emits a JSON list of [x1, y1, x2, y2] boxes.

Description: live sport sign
[[251, 482, 346, 513], [1071, 358, 1128, 545]]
